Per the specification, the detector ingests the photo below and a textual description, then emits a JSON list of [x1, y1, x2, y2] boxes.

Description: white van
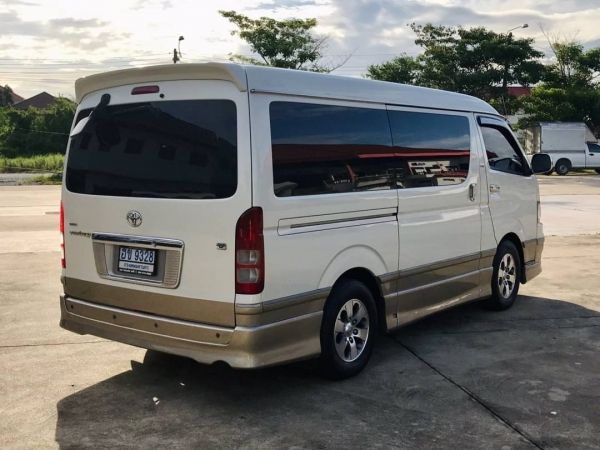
[[60, 63, 551, 378], [523, 122, 600, 175]]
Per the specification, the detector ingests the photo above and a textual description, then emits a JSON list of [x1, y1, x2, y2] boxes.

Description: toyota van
[[59, 63, 552, 378]]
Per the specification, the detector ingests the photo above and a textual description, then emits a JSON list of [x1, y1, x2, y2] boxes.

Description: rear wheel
[[484, 240, 521, 311], [319, 280, 377, 379], [595, 169, 600, 175], [555, 159, 571, 176]]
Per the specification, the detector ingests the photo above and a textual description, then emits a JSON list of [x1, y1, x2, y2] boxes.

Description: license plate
[[118, 246, 157, 276]]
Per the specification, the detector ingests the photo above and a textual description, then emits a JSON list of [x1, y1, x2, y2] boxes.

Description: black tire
[[555, 159, 571, 176], [595, 169, 600, 175], [484, 240, 521, 311], [319, 279, 377, 379]]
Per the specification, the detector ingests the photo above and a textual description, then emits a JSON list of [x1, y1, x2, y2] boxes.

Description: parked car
[[59, 63, 551, 378], [524, 122, 600, 175]]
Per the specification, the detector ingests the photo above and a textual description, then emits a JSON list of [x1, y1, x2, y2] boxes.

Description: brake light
[[131, 85, 160, 95], [235, 207, 264, 295], [60, 202, 65, 268]]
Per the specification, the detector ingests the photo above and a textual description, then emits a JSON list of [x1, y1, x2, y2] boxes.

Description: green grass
[[20, 173, 63, 185], [0, 154, 64, 173]]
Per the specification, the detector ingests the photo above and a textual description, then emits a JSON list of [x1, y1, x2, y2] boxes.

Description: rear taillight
[[60, 202, 65, 268], [235, 207, 264, 295]]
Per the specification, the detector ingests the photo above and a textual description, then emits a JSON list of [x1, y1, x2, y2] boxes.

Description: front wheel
[[319, 280, 377, 379], [595, 169, 600, 175], [555, 159, 571, 176], [484, 241, 521, 311]]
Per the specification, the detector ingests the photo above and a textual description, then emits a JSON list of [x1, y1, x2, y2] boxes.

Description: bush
[[0, 98, 76, 157], [0, 154, 64, 173]]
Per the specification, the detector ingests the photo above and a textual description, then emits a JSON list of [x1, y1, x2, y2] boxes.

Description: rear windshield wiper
[[70, 93, 112, 137]]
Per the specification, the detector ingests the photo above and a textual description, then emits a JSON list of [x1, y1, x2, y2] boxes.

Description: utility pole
[[173, 36, 184, 64]]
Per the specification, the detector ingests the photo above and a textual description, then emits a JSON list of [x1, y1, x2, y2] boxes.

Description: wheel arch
[[498, 232, 526, 282], [329, 267, 387, 333]]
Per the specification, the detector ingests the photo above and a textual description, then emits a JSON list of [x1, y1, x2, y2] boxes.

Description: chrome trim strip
[[542, 150, 585, 154], [64, 278, 234, 327], [235, 311, 323, 332], [64, 297, 232, 346], [379, 251, 481, 284], [235, 287, 331, 315], [92, 233, 184, 249], [481, 248, 496, 258], [262, 287, 330, 312], [91, 233, 184, 289], [390, 269, 482, 298], [289, 213, 396, 229]]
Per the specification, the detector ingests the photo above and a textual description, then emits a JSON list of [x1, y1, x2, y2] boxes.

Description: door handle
[[489, 184, 501, 193], [468, 183, 477, 201]]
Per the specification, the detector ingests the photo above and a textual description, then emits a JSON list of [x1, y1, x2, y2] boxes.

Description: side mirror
[[531, 153, 552, 174]]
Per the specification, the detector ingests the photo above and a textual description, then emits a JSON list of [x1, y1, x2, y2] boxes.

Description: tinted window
[[66, 100, 237, 199], [270, 102, 394, 197], [388, 110, 471, 188], [480, 126, 528, 176], [588, 143, 600, 153]]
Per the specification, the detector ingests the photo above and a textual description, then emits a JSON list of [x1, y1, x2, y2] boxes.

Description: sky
[[2, 0, 600, 99]]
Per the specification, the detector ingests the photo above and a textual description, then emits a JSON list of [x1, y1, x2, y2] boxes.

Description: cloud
[[251, 0, 318, 11], [320, 0, 600, 75], [3, 0, 38, 6], [133, 0, 173, 9], [0, 11, 129, 51]]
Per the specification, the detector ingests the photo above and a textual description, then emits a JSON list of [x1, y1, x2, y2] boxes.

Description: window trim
[[269, 100, 475, 198]]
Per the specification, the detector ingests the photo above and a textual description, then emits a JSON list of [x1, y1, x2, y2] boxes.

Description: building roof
[[14, 91, 57, 109], [75, 63, 498, 115], [507, 86, 532, 97]]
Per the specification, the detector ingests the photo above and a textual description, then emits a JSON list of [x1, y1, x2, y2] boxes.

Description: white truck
[[524, 122, 600, 175]]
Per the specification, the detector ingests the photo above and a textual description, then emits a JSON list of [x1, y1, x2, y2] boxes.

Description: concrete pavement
[[0, 178, 599, 449]]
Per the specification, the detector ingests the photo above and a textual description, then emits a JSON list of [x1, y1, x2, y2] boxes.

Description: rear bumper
[[60, 295, 322, 368]]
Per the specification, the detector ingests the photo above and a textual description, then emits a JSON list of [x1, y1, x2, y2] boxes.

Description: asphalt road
[[0, 177, 599, 449]]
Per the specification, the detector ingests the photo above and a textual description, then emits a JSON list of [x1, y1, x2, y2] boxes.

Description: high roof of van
[[75, 62, 498, 115]]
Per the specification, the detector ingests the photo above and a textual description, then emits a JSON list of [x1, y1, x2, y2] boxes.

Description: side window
[[587, 143, 600, 153], [270, 102, 394, 197], [387, 110, 471, 188], [480, 126, 529, 176]]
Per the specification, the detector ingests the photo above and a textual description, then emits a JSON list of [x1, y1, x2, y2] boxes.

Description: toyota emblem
[[126, 210, 143, 227]]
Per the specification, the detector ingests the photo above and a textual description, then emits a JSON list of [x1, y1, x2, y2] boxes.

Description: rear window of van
[[66, 100, 237, 199]]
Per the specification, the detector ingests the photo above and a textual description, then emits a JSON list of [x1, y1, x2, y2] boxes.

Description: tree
[[519, 86, 600, 133], [366, 23, 544, 111], [364, 54, 420, 84], [542, 40, 600, 88], [0, 97, 76, 157], [0, 85, 15, 107], [219, 10, 331, 71], [518, 36, 600, 134]]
